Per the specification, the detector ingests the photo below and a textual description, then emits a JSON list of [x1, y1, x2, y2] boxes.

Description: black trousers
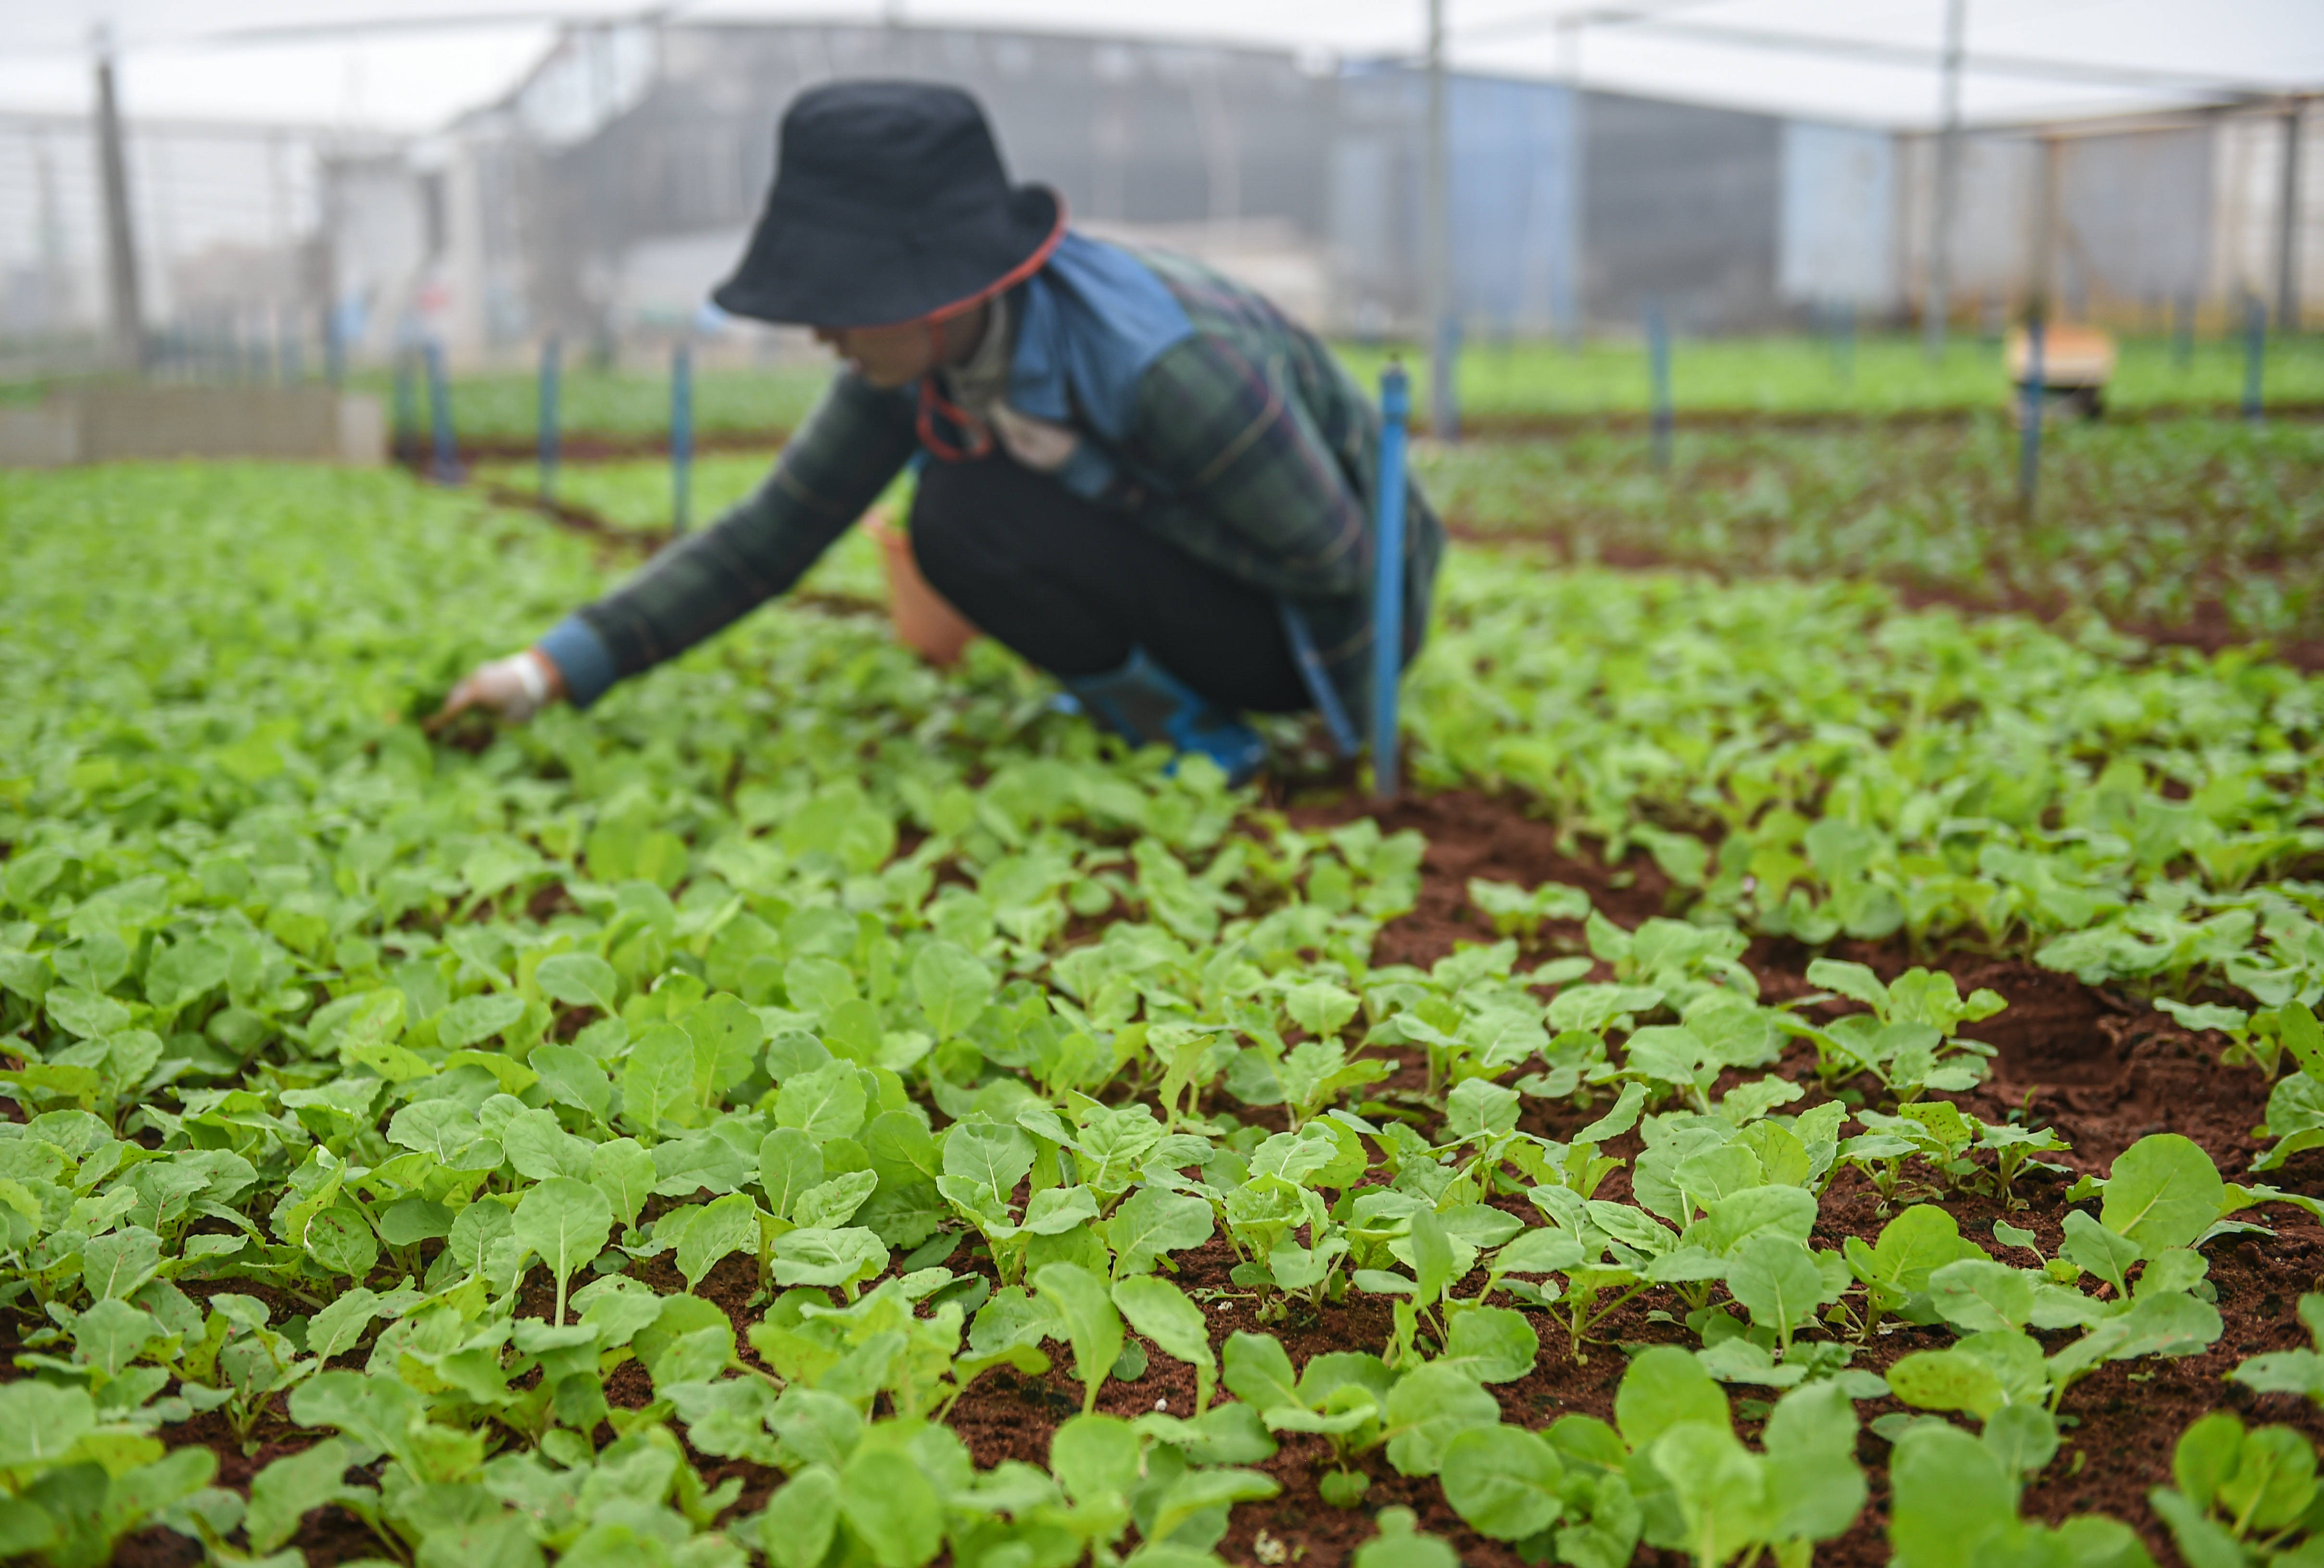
[[907, 449, 1313, 714]]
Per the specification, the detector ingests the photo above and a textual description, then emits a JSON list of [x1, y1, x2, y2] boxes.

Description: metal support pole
[[422, 340, 461, 484], [278, 307, 303, 385], [2030, 135, 2060, 324], [538, 337, 562, 504], [1923, 0, 1967, 363], [1422, 0, 1458, 441], [671, 339, 695, 536], [92, 36, 147, 374], [2244, 295, 2267, 424], [2278, 101, 2305, 334], [1554, 19, 1584, 349], [2017, 314, 2045, 510], [1371, 364, 1412, 803], [1648, 302, 1673, 473]]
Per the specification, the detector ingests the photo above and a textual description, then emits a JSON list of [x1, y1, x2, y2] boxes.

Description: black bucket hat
[[712, 80, 1064, 329]]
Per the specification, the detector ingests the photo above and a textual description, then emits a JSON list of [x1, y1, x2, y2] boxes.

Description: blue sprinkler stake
[[2243, 295, 2266, 425], [421, 340, 462, 485], [538, 336, 562, 505], [1371, 362, 1412, 802], [671, 339, 695, 536], [2018, 314, 2046, 511], [1647, 301, 1674, 474]]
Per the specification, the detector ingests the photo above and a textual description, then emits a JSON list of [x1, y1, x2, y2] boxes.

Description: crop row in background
[[342, 332, 2324, 446]]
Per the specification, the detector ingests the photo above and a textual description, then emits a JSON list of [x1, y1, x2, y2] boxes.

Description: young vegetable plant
[[1847, 1101, 2072, 1208], [174, 1293, 317, 1454], [1778, 958, 2004, 1103], [1833, 1202, 1985, 1341], [1356, 1201, 1545, 1378], [1568, 1345, 1867, 1568], [2232, 1292, 2324, 1407], [2253, 1003, 2324, 1174], [1887, 1420, 2151, 1568], [0, 1381, 224, 1568], [1207, 1122, 1364, 1314], [1466, 876, 1591, 940], [1222, 1330, 1395, 1506], [935, 1113, 1094, 1288], [2149, 1411, 2324, 1566], [1882, 1135, 2231, 1422], [1112, 1274, 1219, 1413]]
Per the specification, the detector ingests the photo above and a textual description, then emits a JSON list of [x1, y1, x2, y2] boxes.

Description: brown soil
[[479, 481, 652, 542], [30, 790, 2320, 1567], [392, 429, 783, 468]]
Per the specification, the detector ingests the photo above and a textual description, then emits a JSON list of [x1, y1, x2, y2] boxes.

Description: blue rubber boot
[[1063, 649, 1267, 786]]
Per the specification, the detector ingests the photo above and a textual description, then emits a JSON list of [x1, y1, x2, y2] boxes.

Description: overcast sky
[[0, 0, 2315, 133]]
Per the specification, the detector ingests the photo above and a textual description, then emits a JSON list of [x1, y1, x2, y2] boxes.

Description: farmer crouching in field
[[437, 80, 1441, 784]]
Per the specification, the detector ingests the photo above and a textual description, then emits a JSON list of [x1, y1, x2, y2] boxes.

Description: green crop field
[[1342, 330, 2324, 422], [3, 459, 2324, 1568], [1418, 416, 2324, 646]]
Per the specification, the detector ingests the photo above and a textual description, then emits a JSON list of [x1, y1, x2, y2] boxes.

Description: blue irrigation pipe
[[391, 348, 418, 463], [671, 339, 695, 536], [1371, 362, 1412, 803], [2018, 315, 2046, 511], [1647, 302, 1674, 473], [1836, 299, 1856, 386], [538, 337, 562, 505], [2243, 295, 2267, 425], [422, 340, 461, 484]]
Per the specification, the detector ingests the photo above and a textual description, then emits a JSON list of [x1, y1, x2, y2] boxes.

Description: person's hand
[[427, 649, 567, 732]]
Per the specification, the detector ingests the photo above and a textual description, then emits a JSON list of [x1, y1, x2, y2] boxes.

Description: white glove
[[429, 649, 566, 729]]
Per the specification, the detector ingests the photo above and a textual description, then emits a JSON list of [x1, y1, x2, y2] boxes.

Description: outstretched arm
[[434, 370, 918, 723], [553, 370, 920, 703]]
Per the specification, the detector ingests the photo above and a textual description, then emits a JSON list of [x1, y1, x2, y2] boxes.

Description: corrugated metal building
[[4, 19, 2311, 367], [443, 21, 2304, 353]]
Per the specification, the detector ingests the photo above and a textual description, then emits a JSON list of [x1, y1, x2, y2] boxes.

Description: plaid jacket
[[547, 238, 1443, 728]]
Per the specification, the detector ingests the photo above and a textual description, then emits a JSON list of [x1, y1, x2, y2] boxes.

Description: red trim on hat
[[911, 190, 1068, 462], [897, 189, 1069, 329]]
